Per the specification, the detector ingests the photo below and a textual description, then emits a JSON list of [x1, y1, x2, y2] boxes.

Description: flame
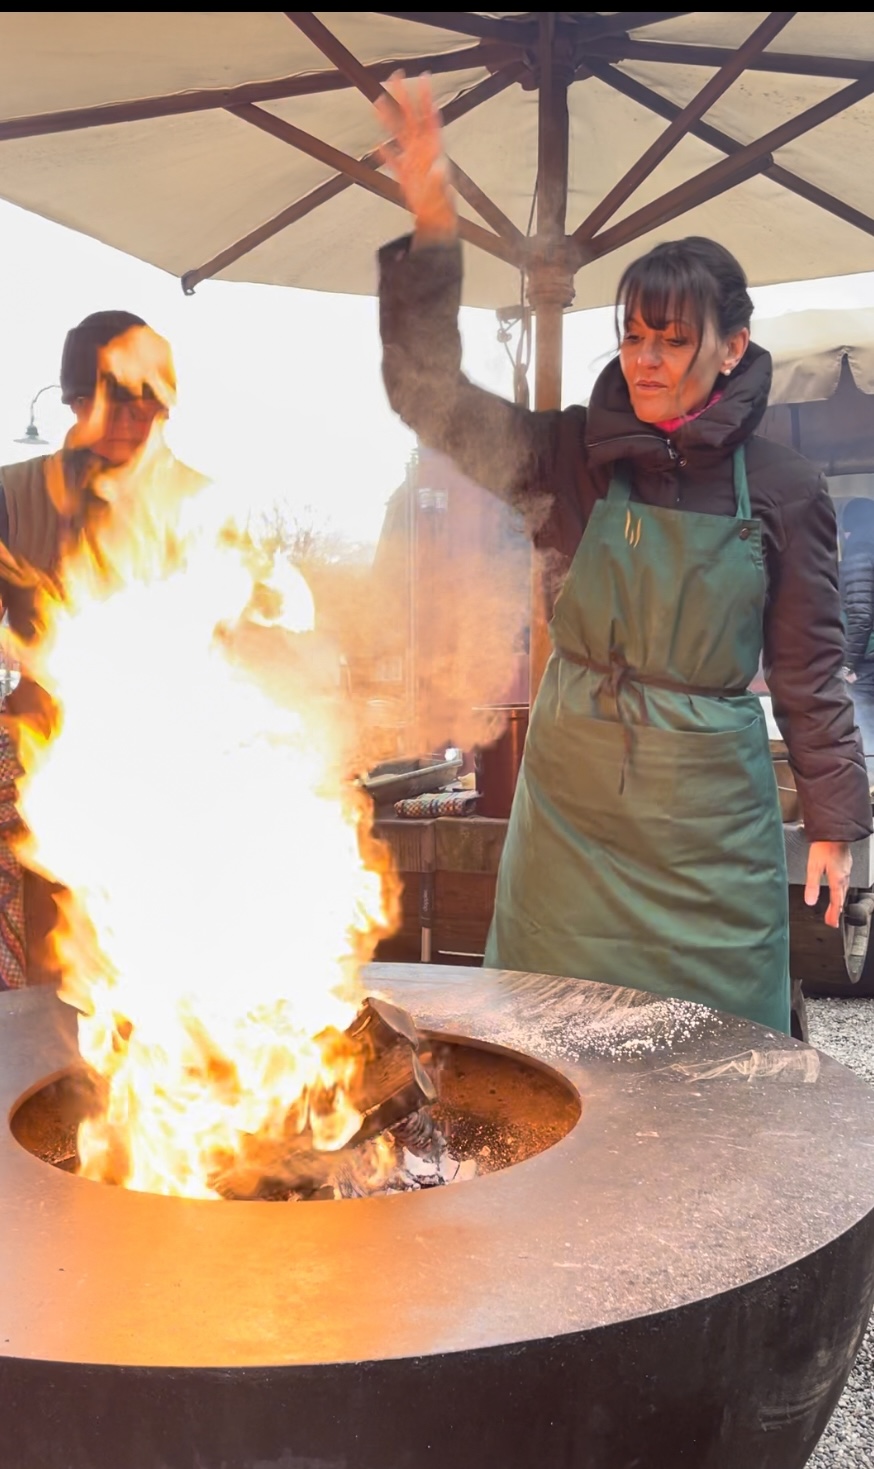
[[9, 327, 398, 1197]]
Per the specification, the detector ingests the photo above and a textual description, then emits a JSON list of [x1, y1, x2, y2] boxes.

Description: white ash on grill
[[334, 1138, 477, 1198]]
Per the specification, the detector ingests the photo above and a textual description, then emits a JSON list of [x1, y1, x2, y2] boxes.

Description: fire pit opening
[[11, 1024, 581, 1201]]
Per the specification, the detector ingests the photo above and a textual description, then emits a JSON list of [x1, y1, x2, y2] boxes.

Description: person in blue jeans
[[839, 497, 874, 771]]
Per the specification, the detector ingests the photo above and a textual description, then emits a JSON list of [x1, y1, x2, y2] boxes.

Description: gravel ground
[[805, 998, 874, 1469]]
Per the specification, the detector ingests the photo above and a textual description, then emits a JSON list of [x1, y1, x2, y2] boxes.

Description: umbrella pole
[[528, 14, 577, 703]]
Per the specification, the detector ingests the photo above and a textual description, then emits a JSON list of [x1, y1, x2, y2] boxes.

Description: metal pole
[[528, 13, 575, 701], [406, 449, 418, 747]]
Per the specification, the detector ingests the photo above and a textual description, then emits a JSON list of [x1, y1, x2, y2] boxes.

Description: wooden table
[[373, 817, 507, 965]]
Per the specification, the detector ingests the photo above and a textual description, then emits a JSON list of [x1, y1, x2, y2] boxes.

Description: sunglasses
[[74, 377, 162, 411]]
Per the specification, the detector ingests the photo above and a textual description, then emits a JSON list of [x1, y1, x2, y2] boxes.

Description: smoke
[[266, 451, 536, 773], [396, 487, 532, 758]]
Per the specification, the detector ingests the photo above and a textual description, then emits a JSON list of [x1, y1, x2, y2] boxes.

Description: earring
[[722, 367, 732, 376]]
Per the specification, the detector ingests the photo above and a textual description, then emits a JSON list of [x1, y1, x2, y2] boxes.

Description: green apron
[[484, 447, 791, 1034]]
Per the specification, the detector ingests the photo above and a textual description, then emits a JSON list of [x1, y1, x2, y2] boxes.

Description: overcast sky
[[3, 196, 874, 549]]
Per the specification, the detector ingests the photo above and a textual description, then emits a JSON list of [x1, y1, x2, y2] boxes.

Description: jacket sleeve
[[379, 235, 564, 526], [839, 549, 874, 666], [764, 481, 872, 842]]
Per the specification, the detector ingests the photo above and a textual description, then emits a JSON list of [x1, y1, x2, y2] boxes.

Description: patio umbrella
[[3, 10, 874, 683]]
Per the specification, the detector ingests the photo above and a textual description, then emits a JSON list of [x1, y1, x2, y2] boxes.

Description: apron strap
[[606, 447, 751, 517], [606, 463, 633, 505], [732, 445, 751, 520]]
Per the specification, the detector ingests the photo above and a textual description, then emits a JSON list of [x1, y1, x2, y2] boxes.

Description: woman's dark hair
[[60, 310, 148, 404], [615, 237, 753, 352]]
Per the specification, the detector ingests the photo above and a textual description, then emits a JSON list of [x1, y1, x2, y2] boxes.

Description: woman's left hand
[[805, 840, 853, 927], [375, 74, 457, 243]]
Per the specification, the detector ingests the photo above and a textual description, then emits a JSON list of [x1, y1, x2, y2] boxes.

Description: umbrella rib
[[588, 154, 767, 259], [181, 163, 375, 296], [0, 43, 513, 143], [573, 10, 796, 243], [370, 11, 694, 45], [586, 37, 871, 82], [284, 11, 525, 247], [369, 13, 537, 46], [227, 102, 519, 266], [586, 64, 874, 259], [572, 13, 697, 43], [181, 63, 524, 292], [590, 62, 874, 244], [763, 168, 874, 240]]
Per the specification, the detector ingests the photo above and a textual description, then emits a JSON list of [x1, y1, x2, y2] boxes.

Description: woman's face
[[72, 381, 165, 466], [619, 307, 749, 424]]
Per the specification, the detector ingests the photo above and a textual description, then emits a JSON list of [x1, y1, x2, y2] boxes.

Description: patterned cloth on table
[[394, 791, 480, 818]]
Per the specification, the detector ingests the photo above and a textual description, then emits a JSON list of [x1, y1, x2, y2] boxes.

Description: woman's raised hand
[[376, 73, 457, 244]]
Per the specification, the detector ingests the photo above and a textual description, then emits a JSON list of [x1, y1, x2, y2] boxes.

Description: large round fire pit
[[1, 965, 874, 1469]]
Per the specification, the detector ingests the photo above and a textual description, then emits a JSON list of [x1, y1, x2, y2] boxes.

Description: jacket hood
[[585, 342, 773, 473]]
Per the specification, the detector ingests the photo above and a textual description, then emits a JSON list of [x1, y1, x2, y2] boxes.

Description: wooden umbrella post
[[527, 13, 578, 702]]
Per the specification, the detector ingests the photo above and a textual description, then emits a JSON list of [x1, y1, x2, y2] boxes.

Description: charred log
[[210, 996, 437, 1201]]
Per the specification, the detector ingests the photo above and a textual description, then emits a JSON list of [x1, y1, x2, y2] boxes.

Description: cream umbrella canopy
[[3, 10, 874, 682], [2, 12, 874, 307]]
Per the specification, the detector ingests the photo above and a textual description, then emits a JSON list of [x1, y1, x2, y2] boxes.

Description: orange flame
[[9, 328, 398, 1197]]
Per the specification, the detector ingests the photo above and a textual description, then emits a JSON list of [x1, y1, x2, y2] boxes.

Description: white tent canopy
[[1, 12, 874, 309], [756, 309, 874, 404]]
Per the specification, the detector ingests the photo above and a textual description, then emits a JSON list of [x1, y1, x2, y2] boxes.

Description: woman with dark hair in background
[[839, 496, 874, 766], [376, 79, 871, 1036]]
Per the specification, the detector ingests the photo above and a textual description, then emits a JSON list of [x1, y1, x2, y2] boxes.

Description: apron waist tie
[[553, 646, 750, 793]]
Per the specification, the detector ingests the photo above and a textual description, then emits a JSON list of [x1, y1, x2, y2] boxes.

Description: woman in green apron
[[376, 81, 872, 1034]]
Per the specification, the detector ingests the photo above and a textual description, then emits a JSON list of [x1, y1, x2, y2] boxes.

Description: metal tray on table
[[359, 755, 462, 809]]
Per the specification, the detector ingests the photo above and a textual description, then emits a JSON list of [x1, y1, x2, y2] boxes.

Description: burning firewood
[[343, 996, 437, 1140], [210, 996, 437, 1201]]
